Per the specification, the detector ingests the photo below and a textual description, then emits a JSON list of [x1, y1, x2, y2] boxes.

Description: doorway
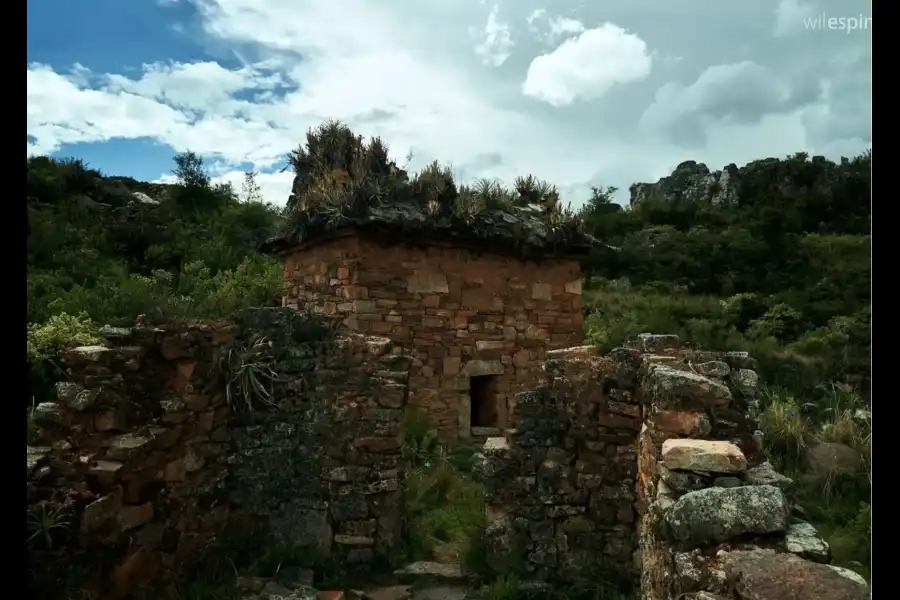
[[469, 375, 499, 428]]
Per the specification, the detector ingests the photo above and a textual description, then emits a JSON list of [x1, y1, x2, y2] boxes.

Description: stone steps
[[468, 426, 501, 438], [393, 561, 466, 589]]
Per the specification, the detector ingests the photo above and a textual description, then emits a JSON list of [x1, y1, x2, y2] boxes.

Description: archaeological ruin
[[27, 313, 870, 599], [26, 141, 870, 598]]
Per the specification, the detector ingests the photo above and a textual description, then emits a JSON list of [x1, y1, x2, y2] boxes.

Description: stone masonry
[[633, 337, 870, 600], [484, 334, 871, 600], [26, 309, 411, 600], [279, 234, 584, 438], [481, 344, 641, 586], [27, 322, 870, 600]]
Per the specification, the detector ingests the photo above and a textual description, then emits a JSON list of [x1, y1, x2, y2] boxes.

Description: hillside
[[579, 150, 871, 393], [27, 144, 871, 393], [27, 154, 284, 328]]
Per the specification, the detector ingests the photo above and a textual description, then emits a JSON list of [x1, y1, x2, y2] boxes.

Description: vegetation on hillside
[[576, 150, 871, 582], [26, 154, 285, 399], [579, 150, 871, 392], [27, 154, 284, 327]]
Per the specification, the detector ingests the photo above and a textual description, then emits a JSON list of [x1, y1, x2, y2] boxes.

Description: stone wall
[[631, 335, 870, 600], [482, 345, 642, 587], [281, 234, 584, 438], [483, 334, 871, 599], [26, 309, 411, 600]]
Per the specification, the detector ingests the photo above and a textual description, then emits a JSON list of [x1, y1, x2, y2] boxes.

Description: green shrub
[[26, 311, 101, 363], [401, 410, 486, 564]]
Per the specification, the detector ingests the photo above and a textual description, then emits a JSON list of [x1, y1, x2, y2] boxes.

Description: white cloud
[[522, 23, 652, 107], [472, 3, 514, 67], [155, 168, 295, 206], [26, 0, 873, 207], [526, 10, 586, 44], [27, 64, 191, 155], [549, 17, 586, 39], [26, 61, 297, 169], [103, 61, 286, 113], [773, 0, 817, 37], [526, 9, 546, 27]]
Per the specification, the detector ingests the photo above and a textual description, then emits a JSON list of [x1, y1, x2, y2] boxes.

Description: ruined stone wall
[[26, 309, 410, 600], [282, 234, 583, 438], [631, 334, 870, 600], [484, 334, 871, 599], [482, 345, 643, 587]]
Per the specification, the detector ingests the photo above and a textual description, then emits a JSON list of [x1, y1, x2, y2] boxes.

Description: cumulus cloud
[[26, 0, 873, 206], [27, 64, 191, 156], [27, 60, 298, 168], [639, 61, 801, 147], [103, 61, 289, 113], [522, 23, 652, 107]]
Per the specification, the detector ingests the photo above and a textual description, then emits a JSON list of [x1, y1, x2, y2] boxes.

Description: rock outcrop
[[628, 154, 860, 211]]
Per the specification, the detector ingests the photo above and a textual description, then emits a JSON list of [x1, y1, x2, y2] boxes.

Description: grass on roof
[[269, 120, 593, 255]]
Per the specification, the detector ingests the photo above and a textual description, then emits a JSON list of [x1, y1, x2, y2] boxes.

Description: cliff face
[[628, 153, 869, 212], [630, 160, 740, 208]]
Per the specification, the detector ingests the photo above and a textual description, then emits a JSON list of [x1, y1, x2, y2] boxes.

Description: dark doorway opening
[[470, 375, 499, 428]]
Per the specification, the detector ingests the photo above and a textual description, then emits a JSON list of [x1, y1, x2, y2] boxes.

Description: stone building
[[263, 203, 595, 438]]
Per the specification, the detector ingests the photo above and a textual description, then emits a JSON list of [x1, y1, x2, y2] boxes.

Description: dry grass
[[758, 386, 871, 581]]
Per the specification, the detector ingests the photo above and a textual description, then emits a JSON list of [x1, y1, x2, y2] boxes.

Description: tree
[[241, 171, 264, 203], [173, 151, 210, 189], [171, 151, 221, 212]]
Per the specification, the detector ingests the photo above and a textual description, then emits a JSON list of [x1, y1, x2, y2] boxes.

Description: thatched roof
[[261, 200, 600, 259], [259, 120, 603, 260]]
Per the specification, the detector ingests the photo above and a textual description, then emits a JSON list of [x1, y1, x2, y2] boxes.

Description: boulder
[[665, 485, 790, 547], [721, 549, 868, 600]]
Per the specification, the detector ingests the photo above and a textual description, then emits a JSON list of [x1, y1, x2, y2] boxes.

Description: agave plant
[[27, 503, 70, 549], [216, 334, 281, 412]]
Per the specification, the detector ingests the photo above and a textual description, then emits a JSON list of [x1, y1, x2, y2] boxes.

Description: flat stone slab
[[482, 437, 509, 453], [393, 563, 465, 587], [783, 520, 830, 563], [662, 439, 747, 474]]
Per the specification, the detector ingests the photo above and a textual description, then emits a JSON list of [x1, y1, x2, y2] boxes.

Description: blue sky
[[27, 0, 225, 182], [27, 0, 871, 206]]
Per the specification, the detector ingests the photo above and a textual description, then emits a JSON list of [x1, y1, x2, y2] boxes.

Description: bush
[[26, 312, 101, 363], [582, 281, 869, 398]]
